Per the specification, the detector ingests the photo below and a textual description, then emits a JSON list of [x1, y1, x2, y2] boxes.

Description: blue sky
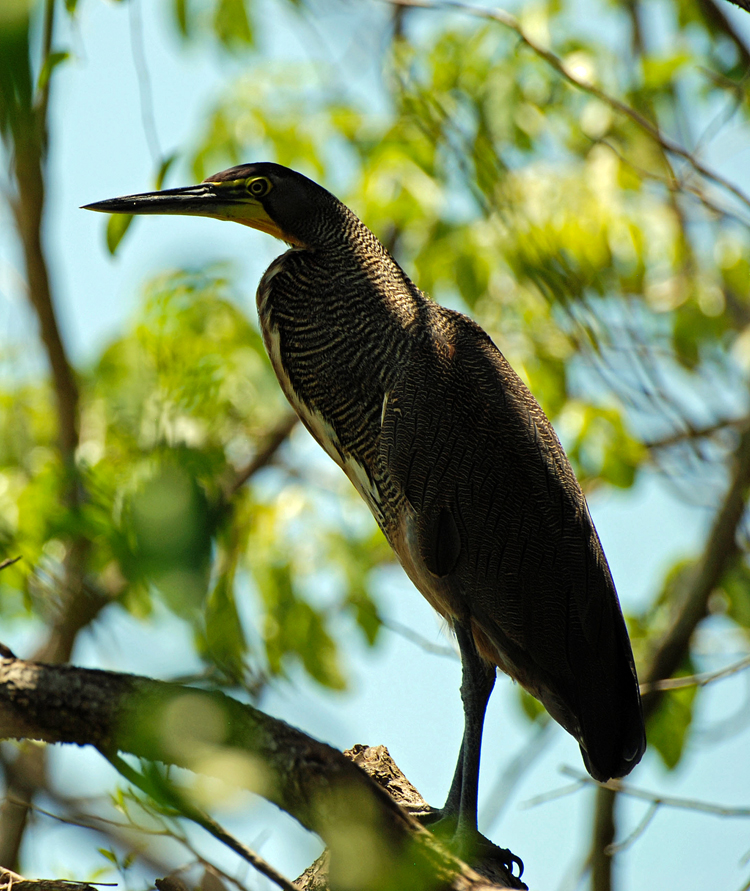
[[3, 1, 750, 888]]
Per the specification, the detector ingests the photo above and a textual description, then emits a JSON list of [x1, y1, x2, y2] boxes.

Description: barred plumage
[[85, 161, 646, 850]]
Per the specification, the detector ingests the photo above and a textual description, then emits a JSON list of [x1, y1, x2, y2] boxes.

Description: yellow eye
[[247, 177, 271, 198]]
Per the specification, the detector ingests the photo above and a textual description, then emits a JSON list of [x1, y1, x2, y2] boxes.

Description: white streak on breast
[[380, 391, 388, 428]]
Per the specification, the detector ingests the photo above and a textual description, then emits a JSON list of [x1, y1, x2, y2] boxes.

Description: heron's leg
[[424, 624, 524, 879], [454, 621, 496, 834], [440, 620, 496, 835], [440, 738, 464, 820]]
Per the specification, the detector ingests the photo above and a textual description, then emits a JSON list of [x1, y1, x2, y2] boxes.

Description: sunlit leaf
[[518, 688, 549, 724], [106, 212, 134, 255], [213, 0, 253, 49]]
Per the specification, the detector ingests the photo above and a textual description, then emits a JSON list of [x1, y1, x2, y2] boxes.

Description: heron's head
[[83, 162, 340, 248]]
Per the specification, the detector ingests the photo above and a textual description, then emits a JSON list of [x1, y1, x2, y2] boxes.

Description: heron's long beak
[[82, 182, 284, 240]]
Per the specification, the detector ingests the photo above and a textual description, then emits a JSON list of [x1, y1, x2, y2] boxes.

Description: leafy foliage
[[0, 263, 386, 689]]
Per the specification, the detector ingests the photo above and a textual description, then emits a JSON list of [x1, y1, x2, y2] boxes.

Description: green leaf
[[173, 0, 188, 36], [518, 688, 548, 724], [346, 587, 381, 646], [37, 50, 69, 92], [258, 562, 346, 690], [155, 153, 177, 190], [213, 0, 253, 49], [720, 561, 750, 630], [648, 675, 697, 770], [0, 12, 32, 139], [106, 212, 134, 255], [456, 253, 485, 307], [642, 53, 691, 90], [202, 568, 248, 681]]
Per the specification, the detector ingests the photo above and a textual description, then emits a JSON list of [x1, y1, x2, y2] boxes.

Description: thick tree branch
[[10, 122, 79, 464], [697, 0, 750, 67], [723, 0, 750, 13], [641, 420, 750, 712], [591, 419, 750, 890], [0, 6, 93, 866], [0, 866, 98, 891], [0, 657, 522, 891]]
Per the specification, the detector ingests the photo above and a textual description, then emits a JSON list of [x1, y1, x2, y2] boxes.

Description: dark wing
[[380, 305, 645, 780]]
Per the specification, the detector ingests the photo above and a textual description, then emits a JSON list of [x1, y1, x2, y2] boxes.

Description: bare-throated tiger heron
[[85, 162, 646, 842]]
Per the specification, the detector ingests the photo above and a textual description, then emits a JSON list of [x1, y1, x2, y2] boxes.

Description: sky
[[3, 0, 750, 889]]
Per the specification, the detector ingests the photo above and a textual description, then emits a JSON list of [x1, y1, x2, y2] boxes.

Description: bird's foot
[[417, 811, 525, 887]]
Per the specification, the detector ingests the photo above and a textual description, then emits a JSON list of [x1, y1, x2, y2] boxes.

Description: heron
[[84, 162, 646, 846]]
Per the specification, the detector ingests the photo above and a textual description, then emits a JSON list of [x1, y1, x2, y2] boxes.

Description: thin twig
[[640, 653, 750, 694], [480, 720, 555, 830], [642, 417, 745, 451], [563, 767, 750, 818], [0, 557, 21, 571], [595, 137, 750, 229], [604, 799, 659, 855], [642, 420, 750, 713], [520, 778, 588, 809], [382, 616, 457, 658], [4, 793, 253, 891], [227, 412, 298, 496]]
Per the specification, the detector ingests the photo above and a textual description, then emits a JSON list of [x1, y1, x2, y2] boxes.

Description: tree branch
[[9, 20, 79, 466], [592, 418, 750, 890], [642, 420, 750, 711], [0, 866, 100, 891], [722, 0, 750, 14], [639, 652, 750, 694], [0, 656, 522, 891]]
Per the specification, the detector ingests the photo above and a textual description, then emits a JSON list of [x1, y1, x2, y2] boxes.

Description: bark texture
[[0, 656, 525, 891]]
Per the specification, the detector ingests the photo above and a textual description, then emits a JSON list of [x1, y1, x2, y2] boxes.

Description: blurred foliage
[[722, 559, 750, 629], [0, 263, 387, 690], [2, 0, 750, 838], [0, 6, 33, 142], [172, 0, 254, 47]]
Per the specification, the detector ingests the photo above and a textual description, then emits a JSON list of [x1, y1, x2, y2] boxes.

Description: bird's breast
[[256, 250, 416, 533], [258, 300, 386, 528]]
